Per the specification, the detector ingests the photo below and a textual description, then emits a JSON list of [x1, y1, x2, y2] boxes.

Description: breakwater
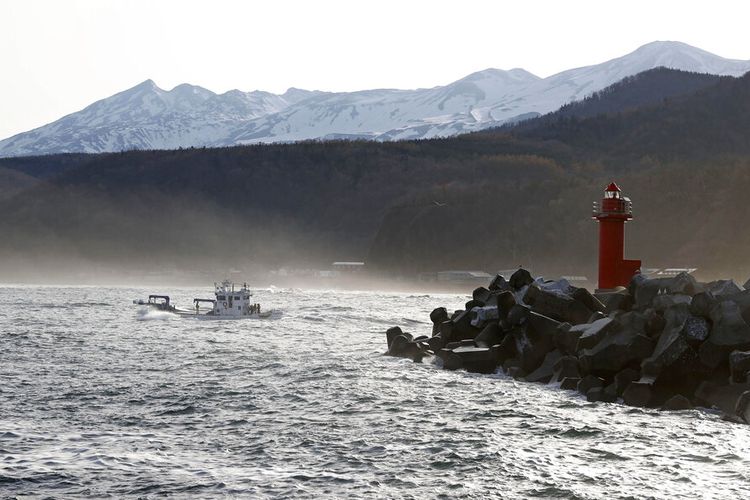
[[386, 270, 750, 422]]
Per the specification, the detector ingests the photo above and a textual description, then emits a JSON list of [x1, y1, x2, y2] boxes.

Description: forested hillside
[[2, 69, 749, 282], [511, 68, 723, 129]]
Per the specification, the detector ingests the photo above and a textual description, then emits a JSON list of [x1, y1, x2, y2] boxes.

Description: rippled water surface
[[2, 285, 750, 498]]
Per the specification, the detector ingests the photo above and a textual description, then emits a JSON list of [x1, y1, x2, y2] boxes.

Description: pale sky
[[1, 0, 749, 140]]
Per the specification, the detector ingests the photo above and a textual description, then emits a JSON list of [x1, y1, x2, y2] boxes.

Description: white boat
[[135, 280, 275, 319], [190, 280, 272, 319]]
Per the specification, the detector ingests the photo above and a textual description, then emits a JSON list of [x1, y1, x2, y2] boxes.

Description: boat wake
[[135, 307, 177, 321]]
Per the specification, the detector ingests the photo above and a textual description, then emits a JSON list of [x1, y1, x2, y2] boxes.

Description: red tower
[[592, 182, 641, 290]]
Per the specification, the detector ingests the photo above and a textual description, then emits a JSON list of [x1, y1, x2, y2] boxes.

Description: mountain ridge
[[1, 41, 749, 157]]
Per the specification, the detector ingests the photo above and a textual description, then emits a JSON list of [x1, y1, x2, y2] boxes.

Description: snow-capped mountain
[[0, 81, 321, 155], [1, 41, 749, 157]]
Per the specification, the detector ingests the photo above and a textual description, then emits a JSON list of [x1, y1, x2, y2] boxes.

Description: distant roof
[[438, 270, 493, 278], [561, 275, 589, 281], [643, 268, 698, 276], [332, 261, 365, 266], [605, 182, 621, 192]]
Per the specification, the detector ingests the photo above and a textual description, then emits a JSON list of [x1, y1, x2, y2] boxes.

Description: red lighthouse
[[592, 182, 641, 290]]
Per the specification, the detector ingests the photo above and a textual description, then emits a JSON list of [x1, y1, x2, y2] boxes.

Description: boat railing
[[214, 281, 251, 294]]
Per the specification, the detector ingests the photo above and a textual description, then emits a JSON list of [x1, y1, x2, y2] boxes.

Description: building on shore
[[436, 270, 494, 286]]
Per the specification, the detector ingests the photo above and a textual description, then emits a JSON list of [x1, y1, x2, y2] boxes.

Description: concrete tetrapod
[[384, 268, 750, 423]]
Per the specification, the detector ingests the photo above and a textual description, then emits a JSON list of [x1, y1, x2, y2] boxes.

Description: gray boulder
[[629, 274, 666, 309], [683, 315, 710, 346], [465, 299, 485, 310], [619, 310, 647, 334], [445, 339, 477, 350], [579, 330, 654, 377], [509, 313, 558, 374], [523, 283, 593, 325], [551, 355, 580, 384], [661, 395, 693, 411], [387, 331, 425, 361], [689, 292, 717, 320], [506, 366, 526, 379], [437, 348, 463, 371], [623, 380, 654, 407], [729, 350, 750, 383], [699, 300, 750, 369], [629, 273, 699, 308], [572, 287, 606, 313], [495, 290, 517, 316], [495, 330, 520, 366], [575, 317, 619, 352], [695, 381, 750, 414], [577, 374, 604, 395], [614, 368, 640, 396], [598, 290, 634, 314], [640, 305, 707, 397], [587, 311, 607, 323], [502, 357, 522, 373], [525, 350, 563, 383], [735, 391, 750, 423], [450, 345, 501, 374], [724, 289, 750, 325], [507, 303, 530, 327], [488, 274, 511, 292], [386, 326, 407, 349], [644, 308, 666, 338], [667, 272, 701, 296], [450, 309, 481, 341], [643, 304, 693, 373], [509, 268, 534, 290], [554, 322, 580, 355], [651, 294, 691, 312], [435, 320, 454, 345], [430, 307, 449, 335], [472, 287, 492, 304], [470, 306, 499, 328], [560, 377, 581, 390], [426, 334, 447, 352], [586, 386, 617, 403], [705, 279, 742, 297], [474, 323, 504, 348]]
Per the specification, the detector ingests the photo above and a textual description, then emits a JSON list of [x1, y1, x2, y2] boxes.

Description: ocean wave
[[135, 308, 176, 321]]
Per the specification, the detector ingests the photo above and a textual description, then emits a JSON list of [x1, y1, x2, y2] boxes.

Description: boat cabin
[[147, 295, 175, 311], [204, 280, 259, 317]]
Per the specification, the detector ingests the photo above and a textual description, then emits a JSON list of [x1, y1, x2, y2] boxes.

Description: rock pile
[[385, 269, 750, 423]]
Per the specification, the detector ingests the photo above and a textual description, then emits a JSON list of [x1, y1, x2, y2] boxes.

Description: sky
[[1, 0, 749, 140]]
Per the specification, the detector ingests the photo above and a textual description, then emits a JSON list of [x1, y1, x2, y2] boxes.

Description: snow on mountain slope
[[0, 81, 321, 155], [228, 68, 539, 145], [1, 41, 748, 156]]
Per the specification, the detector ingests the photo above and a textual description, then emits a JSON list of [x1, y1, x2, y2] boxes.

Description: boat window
[[217, 295, 226, 301]]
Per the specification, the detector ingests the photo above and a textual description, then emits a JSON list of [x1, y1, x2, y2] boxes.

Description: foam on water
[[135, 307, 178, 321], [1, 286, 750, 498]]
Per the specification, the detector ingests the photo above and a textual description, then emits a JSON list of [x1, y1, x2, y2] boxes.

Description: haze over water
[[2, 285, 749, 498]]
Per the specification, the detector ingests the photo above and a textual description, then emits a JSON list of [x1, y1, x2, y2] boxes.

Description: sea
[[1, 285, 749, 499]]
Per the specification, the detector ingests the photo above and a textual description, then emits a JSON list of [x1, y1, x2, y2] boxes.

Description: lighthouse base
[[598, 258, 642, 290]]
